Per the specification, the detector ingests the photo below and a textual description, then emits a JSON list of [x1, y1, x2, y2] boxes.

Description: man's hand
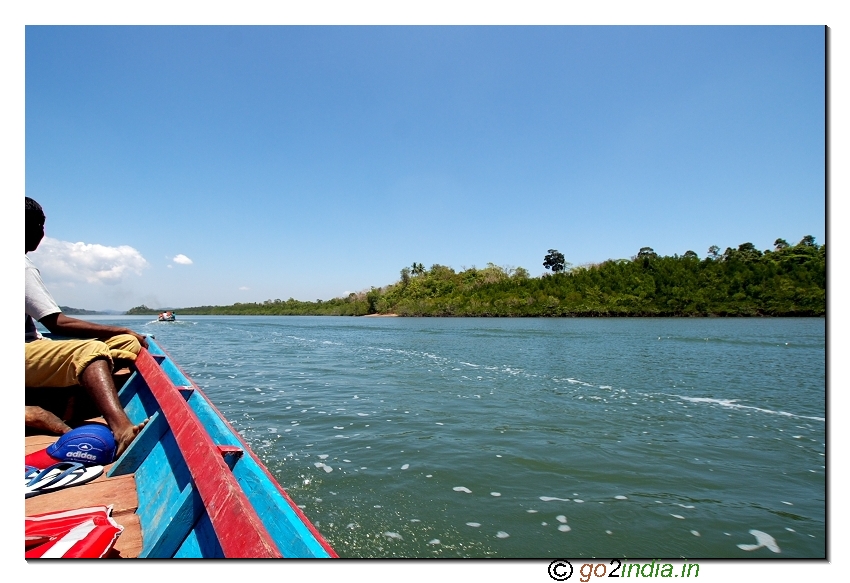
[[26, 405, 72, 435]]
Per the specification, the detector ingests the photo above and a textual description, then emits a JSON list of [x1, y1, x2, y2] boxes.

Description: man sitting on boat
[[25, 197, 148, 457]]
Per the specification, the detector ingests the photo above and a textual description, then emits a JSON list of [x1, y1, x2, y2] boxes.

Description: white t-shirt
[[25, 255, 60, 342]]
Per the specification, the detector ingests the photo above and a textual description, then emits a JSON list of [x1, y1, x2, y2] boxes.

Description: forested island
[[127, 237, 825, 318]]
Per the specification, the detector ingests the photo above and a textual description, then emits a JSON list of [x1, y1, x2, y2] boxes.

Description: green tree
[[543, 249, 566, 273], [774, 238, 790, 251], [736, 242, 763, 261], [707, 245, 720, 260], [512, 266, 530, 279]]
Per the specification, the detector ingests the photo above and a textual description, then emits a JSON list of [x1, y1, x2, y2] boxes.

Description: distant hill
[[59, 305, 104, 315]]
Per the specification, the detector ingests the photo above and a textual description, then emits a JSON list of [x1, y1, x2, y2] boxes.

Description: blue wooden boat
[[25, 336, 337, 558]]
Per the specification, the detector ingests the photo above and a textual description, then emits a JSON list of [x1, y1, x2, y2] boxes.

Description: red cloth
[[26, 505, 123, 558]]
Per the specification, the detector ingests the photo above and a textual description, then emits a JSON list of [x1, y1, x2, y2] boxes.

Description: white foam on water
[[737, 530, 781, 553], [466, 522, 481, 527], [574, 499, 584, 503], [542, 522, 548, 526], [606, 530, 613, 535], [384, 532, 403, 540], [786, 528, 796, 532], [540, 496, 570, 502], [268, 428, 277, 433], [428, 539, 440, 545], [435, 422, 444, 425], [426, 474, 432, 478], [335, 435, 347, 438], [496, 531, 509, 538], [781, 501, 794, 505], [318, 455, 329, 460], [453, 486, 472, 493], [357, 413, 369, 416], [676, 504, 695, 509], [671, 514, 685, 519], [343, 459, 351, 463], [410, 519, 420, 523], [527, 509, 538, 513], [556, 515, 567, 523], [347, 523, 356, 529], [558, 525, 571, 532], [691, 530, 700, 537], [615, 495, 628, 500], [374, 505, 382, 508], [401, 464, 410, 470], [496, 454, 502, 458], [284, 429, 291, 432], [490, 492, 501, 497], [334, 426, 344, 430], [672, 395, 824, 422]]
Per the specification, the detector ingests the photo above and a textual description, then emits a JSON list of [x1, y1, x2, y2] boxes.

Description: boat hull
[[105, 337, 336, 558]]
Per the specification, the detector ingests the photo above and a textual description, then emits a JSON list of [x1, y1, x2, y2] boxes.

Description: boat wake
[[669, 394, 824, 422]]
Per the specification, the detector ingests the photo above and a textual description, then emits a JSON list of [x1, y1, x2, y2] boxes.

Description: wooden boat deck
[[25, 427, 143, 558]]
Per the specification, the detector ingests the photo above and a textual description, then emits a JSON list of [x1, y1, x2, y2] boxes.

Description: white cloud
[[239, 286, 250, 291], [173, 254, 193, 265], [30, 237, 148, 286]]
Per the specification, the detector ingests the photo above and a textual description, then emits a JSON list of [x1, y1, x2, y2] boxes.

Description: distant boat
[[158, 312, 175, 322]]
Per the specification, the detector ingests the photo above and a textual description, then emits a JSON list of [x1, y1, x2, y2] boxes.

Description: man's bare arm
[[39, 313, 149, 349]]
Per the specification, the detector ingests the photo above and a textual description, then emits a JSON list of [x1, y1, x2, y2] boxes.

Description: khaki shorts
[[25, 334, 141, 387]]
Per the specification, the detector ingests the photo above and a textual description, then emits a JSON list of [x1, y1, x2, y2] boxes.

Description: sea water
[[85, 316, 825, 558]]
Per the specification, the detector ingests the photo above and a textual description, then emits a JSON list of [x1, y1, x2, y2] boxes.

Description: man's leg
[[26, 338, 147, 457], [25, 405, 72, 435], [78, 358, 147, 457]]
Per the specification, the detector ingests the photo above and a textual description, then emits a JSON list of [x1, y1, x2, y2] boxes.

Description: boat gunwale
[[143, 339, 338, 558], [135, 349, 283, 557]]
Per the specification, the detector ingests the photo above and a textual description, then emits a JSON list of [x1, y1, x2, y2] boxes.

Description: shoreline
[[361, 313, 399, 317]]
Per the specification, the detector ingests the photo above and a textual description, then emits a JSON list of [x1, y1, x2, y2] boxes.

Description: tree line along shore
[[127, 237, 825, 318]]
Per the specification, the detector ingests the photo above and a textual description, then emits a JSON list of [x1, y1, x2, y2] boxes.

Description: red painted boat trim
[[157, 345, 339, 558], [135, 350, 283, 558]]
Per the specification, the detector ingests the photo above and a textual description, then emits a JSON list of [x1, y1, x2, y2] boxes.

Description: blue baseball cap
[[25, 424, 117, 469]]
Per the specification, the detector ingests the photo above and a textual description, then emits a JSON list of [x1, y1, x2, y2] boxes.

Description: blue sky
[[23, 25, 825, 311]]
